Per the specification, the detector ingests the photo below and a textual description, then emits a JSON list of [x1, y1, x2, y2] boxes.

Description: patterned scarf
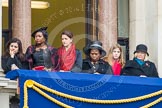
[[58, 44, 76, 71]]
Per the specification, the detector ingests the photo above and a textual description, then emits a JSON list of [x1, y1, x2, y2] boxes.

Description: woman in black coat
[[2, 38, 28, 74], [82, 41, 113, 74], [121, 44, 159, 78]]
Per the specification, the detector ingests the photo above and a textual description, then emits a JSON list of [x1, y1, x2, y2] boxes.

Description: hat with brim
[[134, 44, 149, 56], [32, 27, 48, 41], [83, 41, 106, 57]]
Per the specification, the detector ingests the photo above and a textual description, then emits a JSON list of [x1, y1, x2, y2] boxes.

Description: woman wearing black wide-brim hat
[[121, 44, 159, 77], [82, 41, 113, 74]]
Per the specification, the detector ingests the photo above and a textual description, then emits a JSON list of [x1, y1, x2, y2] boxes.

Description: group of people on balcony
[[2, 27, 159, 78]]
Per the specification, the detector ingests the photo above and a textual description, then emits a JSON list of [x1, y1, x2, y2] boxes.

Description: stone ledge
[[0, 78, 17, 93]]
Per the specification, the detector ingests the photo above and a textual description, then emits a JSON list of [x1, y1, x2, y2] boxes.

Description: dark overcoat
[[2, 55, 28, 74], [82, 59, 113, 74], [121, 58, 159, 78], [70, 49, 83, 72]]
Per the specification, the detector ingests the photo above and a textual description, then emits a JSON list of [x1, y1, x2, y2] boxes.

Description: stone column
[[98, 0, 117, 54], [0, 0, 4, 76], [92, 0, 98, 40], [129, 0, 146, 58], [157, 0, 162, 77], [12, 0, 31, 53]]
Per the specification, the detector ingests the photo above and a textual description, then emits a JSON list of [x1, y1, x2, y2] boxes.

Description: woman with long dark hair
[[2, 38, 28, 74]]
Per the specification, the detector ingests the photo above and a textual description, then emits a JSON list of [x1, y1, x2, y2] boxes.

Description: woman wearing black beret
[[25, 27, 58, 71]]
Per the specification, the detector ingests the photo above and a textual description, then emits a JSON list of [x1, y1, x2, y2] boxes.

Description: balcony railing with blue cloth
[[6, 69, 162, 108]]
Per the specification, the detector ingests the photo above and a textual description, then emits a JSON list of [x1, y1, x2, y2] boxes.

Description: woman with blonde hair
[[121, 44, 158, 77], [104, 43, 125, 75]]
